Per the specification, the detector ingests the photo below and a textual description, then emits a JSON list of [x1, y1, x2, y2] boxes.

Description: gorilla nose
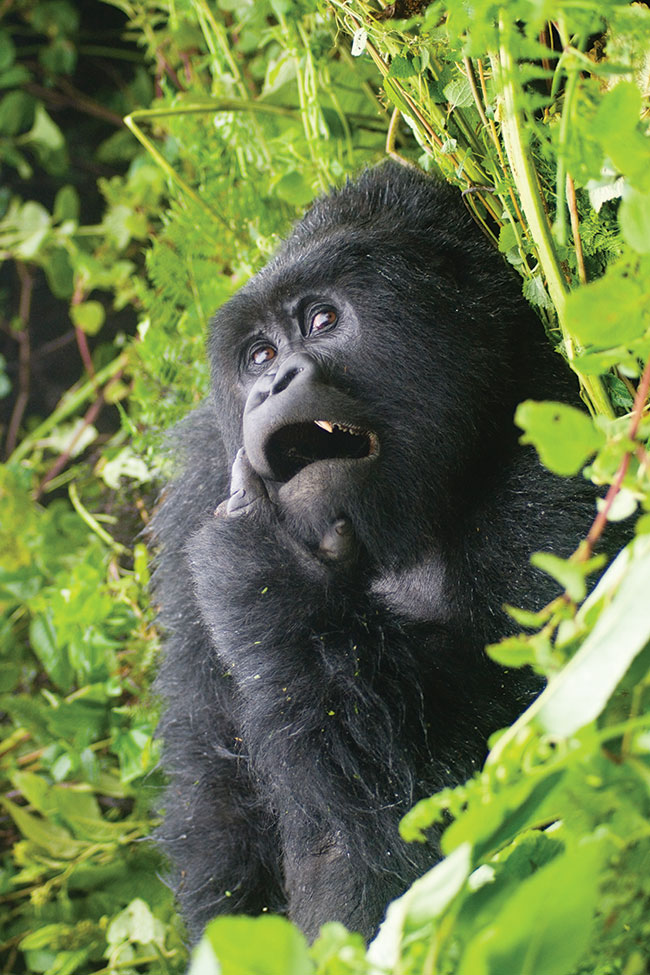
[[269, 353, 318, 396]]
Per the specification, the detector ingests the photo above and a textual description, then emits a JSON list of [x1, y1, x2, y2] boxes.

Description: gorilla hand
[[215, 448, 268, 519], [217, 449, 359, 566]]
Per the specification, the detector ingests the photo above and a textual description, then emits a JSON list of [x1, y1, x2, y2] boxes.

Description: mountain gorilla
[[152, 163, 600, 943]]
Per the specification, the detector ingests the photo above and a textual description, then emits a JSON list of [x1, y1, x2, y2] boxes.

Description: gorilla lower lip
[[267, 421, 377, 481]]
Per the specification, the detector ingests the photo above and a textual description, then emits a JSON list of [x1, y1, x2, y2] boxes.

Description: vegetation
[[0, 1, 648, 974]]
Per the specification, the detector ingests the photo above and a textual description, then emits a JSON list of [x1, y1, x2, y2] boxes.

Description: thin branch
[[578, 356, 650, 560], [8, 352, 128, 465], [36, 390, 104, 499], [566, 173, 587, 285], [24, 81, 124, 128]]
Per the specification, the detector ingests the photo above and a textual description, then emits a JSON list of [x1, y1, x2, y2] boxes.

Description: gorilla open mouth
[[266, 420, 379, 482]]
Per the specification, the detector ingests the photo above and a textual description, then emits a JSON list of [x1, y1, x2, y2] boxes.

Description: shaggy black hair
[[152, 163, 602, 943]]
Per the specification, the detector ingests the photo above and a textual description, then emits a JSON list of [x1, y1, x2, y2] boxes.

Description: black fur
[[152, 163, 600, 943]]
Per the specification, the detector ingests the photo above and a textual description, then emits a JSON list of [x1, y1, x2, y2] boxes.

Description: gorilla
[[152, 162, 601, 943]]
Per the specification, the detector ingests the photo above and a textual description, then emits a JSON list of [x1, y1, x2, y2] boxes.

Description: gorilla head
[[207, 164, 549, 570], [153, 162, 595, 943]]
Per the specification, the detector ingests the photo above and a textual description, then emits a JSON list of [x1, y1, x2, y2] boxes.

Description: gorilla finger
[[230, 448, 265, 500]]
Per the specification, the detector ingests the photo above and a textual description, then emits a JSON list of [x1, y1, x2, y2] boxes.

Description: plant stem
[[8, 353, 128, 465], [124, 99, 301, 224], [491, 15, 613, 418]]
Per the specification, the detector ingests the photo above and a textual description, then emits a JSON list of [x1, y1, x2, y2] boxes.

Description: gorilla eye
[[250, 344, 277, 366], [308, 307, 338, 335]]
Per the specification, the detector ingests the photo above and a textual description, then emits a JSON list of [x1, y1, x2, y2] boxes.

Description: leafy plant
[[1, 0, 649, 973]]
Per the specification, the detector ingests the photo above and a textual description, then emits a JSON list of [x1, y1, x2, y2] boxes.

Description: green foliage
[[1, 0, 649, 973]]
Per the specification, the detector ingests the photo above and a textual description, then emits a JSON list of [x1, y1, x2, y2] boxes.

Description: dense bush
[[0, 2, 649, 974]]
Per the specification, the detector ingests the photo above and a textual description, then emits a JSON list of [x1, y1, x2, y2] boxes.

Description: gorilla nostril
[[272, 365, 303, 395]]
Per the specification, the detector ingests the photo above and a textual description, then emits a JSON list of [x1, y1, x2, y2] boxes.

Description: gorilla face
[[207, 169, 537, 565]]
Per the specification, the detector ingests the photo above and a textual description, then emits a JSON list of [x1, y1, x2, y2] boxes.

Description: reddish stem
[[72, 283, 96, 379], [579, 355, 650, 559]]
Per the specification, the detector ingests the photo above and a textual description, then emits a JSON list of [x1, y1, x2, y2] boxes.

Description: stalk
[[491, 16, 613, 418]]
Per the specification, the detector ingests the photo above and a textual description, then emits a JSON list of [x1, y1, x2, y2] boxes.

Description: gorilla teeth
[[314, 420, 334, 433]]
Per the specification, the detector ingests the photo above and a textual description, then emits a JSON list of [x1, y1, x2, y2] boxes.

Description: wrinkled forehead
[[210, 233, 387, 343], [209, 225, 437, 353]]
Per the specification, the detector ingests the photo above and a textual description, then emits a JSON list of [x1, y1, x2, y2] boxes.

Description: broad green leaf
[[189, 938, 221, 975], [457, 835, 608, 975], [0, 89, 34, 135], [275, 171, 314, 208], [522, 274, 553, 311], [368, 844, 471, 971], [44, 247, 74, 299], [196, 915, 312, 975], [1, 796, 83, 859], [619, 186, 650, 254], [0, 30, 15, 71], [310, 923, 366, 972], [443, 76, 474, 109], [595, 82, 650, 192], [29, 612, 73, 690], [20, 924, 72, 950], [442, 771, 565, 861], [11, 771, 54, 814], [70, 300, 105, 336], [25, 103, 65, 152], [565, 271, 647, 347], [537, 535, 650, 737], [388, 55, 417, 79], [515, 401, 604, 476]]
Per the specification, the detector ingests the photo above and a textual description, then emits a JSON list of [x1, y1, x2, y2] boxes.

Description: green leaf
[[195, 915, 312, 975], [107, 898, 165, 948], [275, 171, 314, 208], [595, 82, 650, 192], [310, 923, 366, 972], [457, 835, 609, 975], [70, 300, 105, 336], [522, 274, 553, 311], [24, 104, 65, 152], [515, 401, 604, 476], [536, 535, 650, 737], [189, 938, 221, 975], [565, 270, 648, 347], [388, 55, 418, 79], [368, 844, 472, 970], [1, 797, 83, 859], [443, 76, 474, 108], [0, 90, 34, 135], [443, 771, 565, 862], [0, 30, 16, 72], [487, 635, 539, 668], [11, 771, 54, 814], [53, 184, 80, 223], [29, 612, 73, 690], [530, 552, 604, 603], [44, 248, 74, 299], [619, 186, 650, 253]]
